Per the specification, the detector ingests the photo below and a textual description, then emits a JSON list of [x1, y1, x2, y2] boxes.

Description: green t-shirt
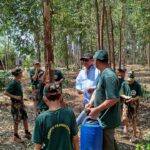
[[6, 79, 23, 104], [54, 70, 64, 82], [94, 68, 121, 129], [30, 68, 44, 86], [37, 80, 48, 111], [32, 107, 78, 150], [120, 81, 142, 97]]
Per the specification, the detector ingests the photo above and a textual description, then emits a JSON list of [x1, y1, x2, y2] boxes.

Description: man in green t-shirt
[[120, 71, 142, 142], [32, 84, 79, 150], [86, 50, 120, 150], [4, 67, 31, 142]]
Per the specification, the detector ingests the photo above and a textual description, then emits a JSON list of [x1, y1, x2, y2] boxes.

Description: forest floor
[[0, 64, 150, 150]]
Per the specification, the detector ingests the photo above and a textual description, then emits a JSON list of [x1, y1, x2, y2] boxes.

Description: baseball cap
[[33, 60, 40, 65], [43, 84, 61, 100], [94, 50, 108, 61], [80, 53, 93, 60], [117, 67, 126, 73], [127, 71, 134, 81]]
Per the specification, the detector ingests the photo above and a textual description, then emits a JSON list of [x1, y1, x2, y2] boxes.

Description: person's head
[[43, 84, 62, 104], [127, 71, 135, 84], [117, 67, 126, 79], [11, 67, 23, 79], [33, 60, 40, 69], [93, 50, 108, 70], [80, 53, 94, 69]]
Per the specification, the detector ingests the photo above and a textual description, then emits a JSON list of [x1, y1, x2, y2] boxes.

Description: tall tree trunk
[[95, 0, 100, 49], [64, 35, 69, 69], [35, 32, 41, 63], [148, 43, 150, 68], [79, 34, 83, 67], [100, 0, 105, 49], [119, 6, 124, 68], [43, 0, 54, 83], [109, 6, 116, 71], [104, 5, 111, 66]]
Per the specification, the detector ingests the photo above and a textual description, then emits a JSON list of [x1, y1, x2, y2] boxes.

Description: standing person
[[117, 67, 127, 117], [117, 67, 127, 90], [86, 50, 120, 150], [32, 85, 79, 150], [4, 67, 31, 142], [120, 71, 142, 142], [30, 60, 44, 115], [54, 69, 65, 92], [76, 53, 99, 106], [36, 70, 48, 114]]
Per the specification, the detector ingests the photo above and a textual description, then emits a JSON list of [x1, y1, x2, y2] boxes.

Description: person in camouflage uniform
[[4, 67, 31, 143], [30, 60, 44, 115], [120, 71, 142, 142]]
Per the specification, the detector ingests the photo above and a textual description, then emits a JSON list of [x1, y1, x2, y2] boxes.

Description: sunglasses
[[82, 59, 90, 62]]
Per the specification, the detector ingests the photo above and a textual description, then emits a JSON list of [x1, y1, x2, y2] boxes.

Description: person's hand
[[77, 90, 83, 94], [85, 103, 92, 111], [126, 98, 134, 103], [35, 67, 40, 72], [14, 96, 22, 100], [89, 107, 99, 120], [87, 88, 95, 94], [125, 96, 131, 100]]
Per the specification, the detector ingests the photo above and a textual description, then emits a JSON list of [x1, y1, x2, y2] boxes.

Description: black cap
[[117, 67, 126, 73], [80, 53, 93, 60]]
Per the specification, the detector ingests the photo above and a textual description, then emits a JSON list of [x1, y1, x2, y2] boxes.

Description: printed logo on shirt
[[47, 123, 70, 140], [131, 90, 136, 97]]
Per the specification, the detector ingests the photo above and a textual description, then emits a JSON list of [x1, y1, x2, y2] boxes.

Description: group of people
[[76, 50, 142, 149], [3, 50, 142, 150]]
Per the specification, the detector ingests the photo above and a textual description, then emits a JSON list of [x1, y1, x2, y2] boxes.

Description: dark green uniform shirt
[[120, 81, 142, 97], [94, 68, 121, 129], [6, 80, 23, 104], [37, 80, 48, 111], [32, 107, 78, 150], [30, 68, 44, 87]]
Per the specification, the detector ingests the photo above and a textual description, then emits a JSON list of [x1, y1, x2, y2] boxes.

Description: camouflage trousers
[[11, 103, 28, 122], [122, 100, 139, 122]]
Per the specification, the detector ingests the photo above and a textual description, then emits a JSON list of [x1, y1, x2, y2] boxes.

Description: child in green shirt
[[4, 67, 31, 143], [32, 84, 79, 150]]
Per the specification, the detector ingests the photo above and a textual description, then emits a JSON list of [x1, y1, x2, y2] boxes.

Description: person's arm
[[126, 96, 141, 103], [4, 91, 21, 100], [34, 144, 42, 150], [76, 70, 84, 94], [73, 135, 79, 150], [41, 68, 48, 83], [85, 90, 96, 109], [89, 98, 119, 119], [120, 94, 131, 99], [32, 68, 39, 81], [90, 74, 119, 119]]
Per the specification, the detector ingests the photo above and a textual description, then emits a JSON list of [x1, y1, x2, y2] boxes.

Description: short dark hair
[[44, 86, 61, 101], [96, 59, 108, 63], [12, 67, 22, 76]]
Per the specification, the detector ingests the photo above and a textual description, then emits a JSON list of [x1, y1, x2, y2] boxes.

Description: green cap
[[94, 50, 108, 61]]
